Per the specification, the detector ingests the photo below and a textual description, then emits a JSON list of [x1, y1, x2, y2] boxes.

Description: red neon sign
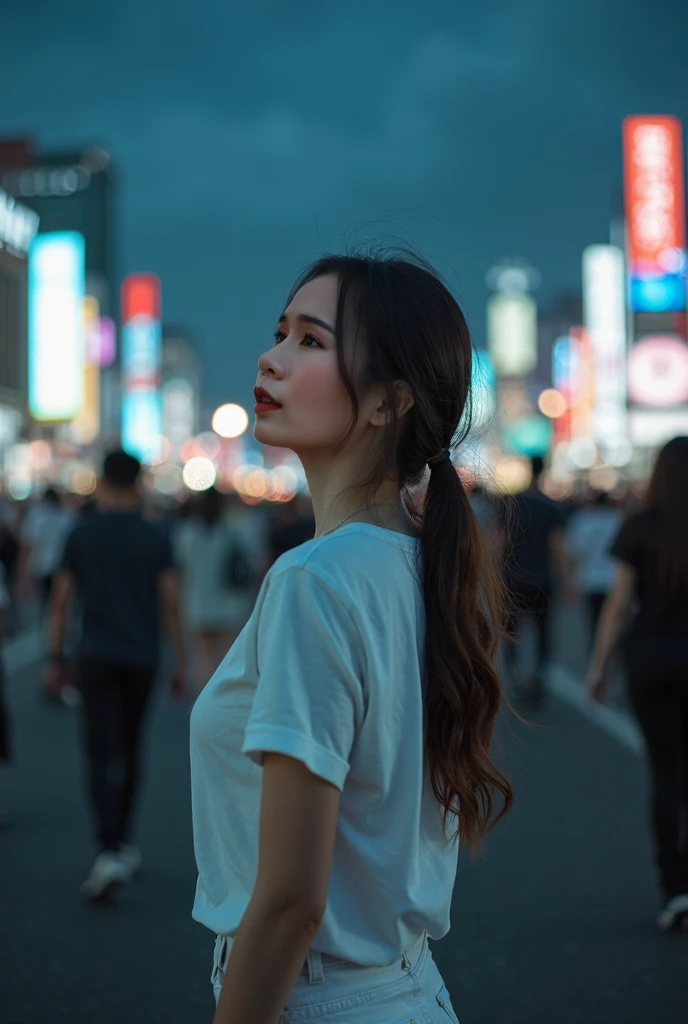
[[121, 273, 162, 323], [623, 116, 685, 277]]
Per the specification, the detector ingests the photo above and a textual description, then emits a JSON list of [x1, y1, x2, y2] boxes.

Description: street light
[[212, 403, 249, 439]]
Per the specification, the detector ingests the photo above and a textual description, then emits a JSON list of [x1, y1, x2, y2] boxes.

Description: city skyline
[[2, 0, 687, 415]]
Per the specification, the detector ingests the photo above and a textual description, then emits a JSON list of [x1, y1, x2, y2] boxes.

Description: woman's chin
[[253, 418, 285, 445]]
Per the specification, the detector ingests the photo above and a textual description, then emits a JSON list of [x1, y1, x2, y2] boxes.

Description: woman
[[175, 487, 258, 694], [566, 491, 621, 649], [190, 250, 516, 1023], [587, 437, 688, 933]]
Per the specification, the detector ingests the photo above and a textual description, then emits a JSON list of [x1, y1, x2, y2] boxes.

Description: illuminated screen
[[121, 274, 163, 464], [623, 116, 686, 313], [28, 232, 85, 421]]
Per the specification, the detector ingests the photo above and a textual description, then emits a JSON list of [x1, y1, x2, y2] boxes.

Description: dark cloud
[[2, 0, 687, 412]]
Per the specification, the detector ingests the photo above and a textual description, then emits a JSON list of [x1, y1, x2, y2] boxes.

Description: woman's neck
[[303, 459, 414, 539]]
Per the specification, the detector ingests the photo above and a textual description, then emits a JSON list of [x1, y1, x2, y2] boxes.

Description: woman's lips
[[254, 401, 282, 414]]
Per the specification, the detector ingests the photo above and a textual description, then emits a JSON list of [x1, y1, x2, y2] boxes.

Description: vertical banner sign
[[28, 232, 86, 421], [487, 293, 538, 376], [121, 274, 162, 464], [582, 245, 628, 448], [622, 115, 686, 313], [552, 335, 579, 444], [568, 327, 595, 444]]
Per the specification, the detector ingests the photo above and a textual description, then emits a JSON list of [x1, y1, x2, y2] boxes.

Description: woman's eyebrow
[[278, 312, 336, 335]]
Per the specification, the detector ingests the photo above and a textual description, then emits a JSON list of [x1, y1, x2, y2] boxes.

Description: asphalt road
[[1, 636, 687, 1024]]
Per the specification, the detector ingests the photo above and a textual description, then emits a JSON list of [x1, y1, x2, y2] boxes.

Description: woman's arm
[[586, 563, 635, 703]]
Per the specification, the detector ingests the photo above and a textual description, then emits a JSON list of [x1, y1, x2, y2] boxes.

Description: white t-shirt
[[190, 522, 459, 966], [566, 506, 621, 594], [21, 502, 75, 579]]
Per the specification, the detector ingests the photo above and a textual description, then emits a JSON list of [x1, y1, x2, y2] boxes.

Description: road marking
[[546, 662, 643, 757]]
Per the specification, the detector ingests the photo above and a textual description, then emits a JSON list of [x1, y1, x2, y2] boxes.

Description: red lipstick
[[254, 386, 282, 413]]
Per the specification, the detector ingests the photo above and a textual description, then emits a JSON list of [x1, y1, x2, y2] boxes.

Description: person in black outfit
[[498, 456, 572, 707], [587, 436, 688, 932], [47, 450, 188, 902], [267, 494, 315, 566]]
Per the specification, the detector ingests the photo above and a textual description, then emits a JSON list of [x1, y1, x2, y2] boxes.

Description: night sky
[[3, 0, 687, 416]]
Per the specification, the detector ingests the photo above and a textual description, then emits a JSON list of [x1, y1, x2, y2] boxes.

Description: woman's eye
[[303, 334, 323, 349], [273, 330, 286, 344]]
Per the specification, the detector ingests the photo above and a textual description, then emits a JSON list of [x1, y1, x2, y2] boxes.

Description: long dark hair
[[644, 436, 688, 595], [286, 247, 515, 854]]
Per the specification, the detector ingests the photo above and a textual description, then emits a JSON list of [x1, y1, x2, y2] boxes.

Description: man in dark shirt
[[48, 450, 187, 902], [498, 457, 572, 706]]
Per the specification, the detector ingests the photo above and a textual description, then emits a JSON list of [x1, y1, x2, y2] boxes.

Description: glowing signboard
[[582, 244, 628, 446], [622, 116, 686, 312], [28, 232, 85, 421], [487, 293, 537, 376], [121, 274, 162, 464], [627, 335, 688, 407]]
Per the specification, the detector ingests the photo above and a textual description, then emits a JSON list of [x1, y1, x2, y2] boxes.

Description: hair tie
[[429, 448, 452, 467]]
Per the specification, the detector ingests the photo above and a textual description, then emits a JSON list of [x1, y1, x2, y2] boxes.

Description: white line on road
[[546, 662, 643, 757]]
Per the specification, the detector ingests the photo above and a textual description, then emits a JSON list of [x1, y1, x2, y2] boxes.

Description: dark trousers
[[586, 592, 607, 650], [505, 588, 552, 678], [624, 640, 688, 900], [0, 647, 10, 763], [78, 659, 156, 852]]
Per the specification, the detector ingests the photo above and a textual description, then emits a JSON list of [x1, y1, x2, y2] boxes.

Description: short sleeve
[[609, 515, 641, 569], [242, 566, 364, 791]]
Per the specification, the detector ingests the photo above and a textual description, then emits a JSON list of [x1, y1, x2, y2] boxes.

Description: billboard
[[121, 273, 162, 464], [622, 116, 686, 313], [582, 245, 628, 447], [28, 231, 86, 421], [487, 293, 537, 376]]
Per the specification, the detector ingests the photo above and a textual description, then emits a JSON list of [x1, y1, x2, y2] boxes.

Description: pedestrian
[[190, 249, 517, 1022], [587, 436, 688, 933], [266, 493, 315, 566], [497, 456, 574, 707], [47, 450, 188, 902], [0, 561, 11, 826], [565, 491, 621, 648], [174, 487, 259, 695], [18, 487, 75, 612]]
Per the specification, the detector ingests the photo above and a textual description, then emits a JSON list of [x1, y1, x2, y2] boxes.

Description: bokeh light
[[182, 456, 217, 492], [212, 403, 249, 439], [537, 388, 568, 419], [151, 464, 184, 496], [71, 467, 97, 496]]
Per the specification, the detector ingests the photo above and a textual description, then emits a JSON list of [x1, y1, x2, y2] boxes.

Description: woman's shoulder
[[266, 524, 418, 595]]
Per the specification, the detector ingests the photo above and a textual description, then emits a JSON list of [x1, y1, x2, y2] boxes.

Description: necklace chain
[[322, 502, 405, 538]]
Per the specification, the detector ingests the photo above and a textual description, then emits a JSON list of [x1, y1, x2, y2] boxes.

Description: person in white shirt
[[566, 492, 621, 646], [174, 488, 263, 694], [190, 251, 519, 1023], [19, 488, 75, 608]]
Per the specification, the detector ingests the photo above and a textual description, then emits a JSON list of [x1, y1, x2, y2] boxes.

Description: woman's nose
[[257, 346, 284, 378]]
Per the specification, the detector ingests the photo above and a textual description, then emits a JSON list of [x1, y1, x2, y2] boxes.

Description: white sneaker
[[119, 844, 142, 875], [80, 852, 131, 902], [657, 893, 688, 932]]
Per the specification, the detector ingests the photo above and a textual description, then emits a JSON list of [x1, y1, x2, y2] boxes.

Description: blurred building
[[537, 294, 583, 389], [0, 139, 116, 313], [162, 327, 201, 460], [0, 181, 39, 465]]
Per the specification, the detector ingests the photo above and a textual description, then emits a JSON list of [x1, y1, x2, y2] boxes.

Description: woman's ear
[[368, 381, 415, 427]]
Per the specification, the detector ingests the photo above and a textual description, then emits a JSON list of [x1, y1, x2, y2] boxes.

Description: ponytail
[[421, 457, 514, 854]]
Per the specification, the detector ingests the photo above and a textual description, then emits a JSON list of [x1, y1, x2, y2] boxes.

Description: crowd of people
[[0, 438, 687, 936]]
